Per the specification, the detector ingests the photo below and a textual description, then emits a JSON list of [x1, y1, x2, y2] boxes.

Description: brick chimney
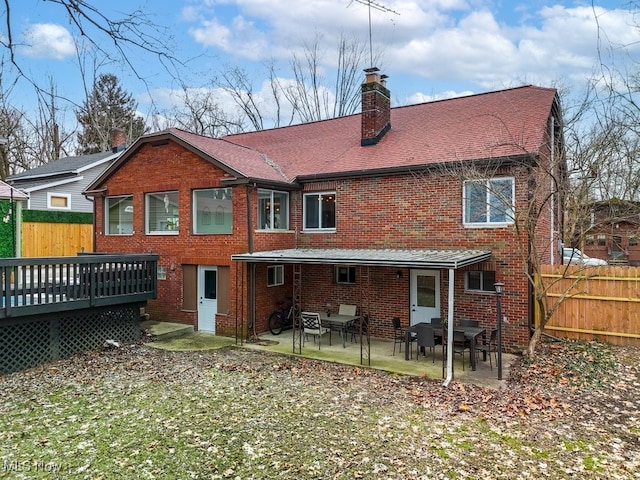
[[110, 128, 127, 153], [361, 68, 390, 146]]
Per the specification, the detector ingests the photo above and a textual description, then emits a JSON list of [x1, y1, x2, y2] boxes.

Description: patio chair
[[459, 319, 480, 328], [415, 324, 437, 363], [301, 312, 330, 349], [430, 317, 442, 326], [347, 315, 368, 342], [475, 328, 498, 370], [338, 304, 357, 316], [392, 317, 414, 356], [442, 329, 471, 376]]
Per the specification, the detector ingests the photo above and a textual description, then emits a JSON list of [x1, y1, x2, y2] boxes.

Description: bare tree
[[0, 1, 180, 94], [219, 66, 273, 132], [219, 33, 373, 130], [152, 84, 245, 137]]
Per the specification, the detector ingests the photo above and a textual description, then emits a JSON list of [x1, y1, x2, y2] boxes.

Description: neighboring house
[[85, 69, 565, 351], [0, 180, 29, 257], [6, 131, 126, 256], [578, 200, 640, 265]]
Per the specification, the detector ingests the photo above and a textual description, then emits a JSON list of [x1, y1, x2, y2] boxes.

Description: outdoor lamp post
[[494, 282, 504, 380]]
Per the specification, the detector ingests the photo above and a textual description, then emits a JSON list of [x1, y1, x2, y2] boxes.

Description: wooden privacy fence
[[21, 221, 93, 257], [536, 265, 640, 346]]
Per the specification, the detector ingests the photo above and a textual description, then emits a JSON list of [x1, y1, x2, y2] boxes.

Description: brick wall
[[93, 137, 554, 351]]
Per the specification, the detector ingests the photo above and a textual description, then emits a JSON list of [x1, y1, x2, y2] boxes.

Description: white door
[[198, 266, 217, 333], [410, 269, 440, 326]]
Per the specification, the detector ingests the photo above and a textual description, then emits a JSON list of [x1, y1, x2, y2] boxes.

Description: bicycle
[[268, 297, 300, 335]]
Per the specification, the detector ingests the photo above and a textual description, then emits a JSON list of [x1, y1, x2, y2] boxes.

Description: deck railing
[[1, 254, 158, 319]]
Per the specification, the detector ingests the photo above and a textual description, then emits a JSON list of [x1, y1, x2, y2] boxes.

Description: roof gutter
[[293, 153, 536, 183], [83, 187, 108, 198]]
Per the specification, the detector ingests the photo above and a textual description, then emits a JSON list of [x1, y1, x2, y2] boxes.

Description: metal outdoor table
[[405, 323, 486, 370], [319, 313, 359, 348]]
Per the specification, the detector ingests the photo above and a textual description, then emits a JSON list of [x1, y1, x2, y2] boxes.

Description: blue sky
[[3, 1, 639, 130]]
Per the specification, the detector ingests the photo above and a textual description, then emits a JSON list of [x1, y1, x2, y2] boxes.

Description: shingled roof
[[87, 83, 558, 192], [0, 180, 29, 201], [225, 85, 558, 179]]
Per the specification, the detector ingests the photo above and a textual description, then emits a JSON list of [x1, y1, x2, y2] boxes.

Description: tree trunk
[[527, 327, 542, 358]]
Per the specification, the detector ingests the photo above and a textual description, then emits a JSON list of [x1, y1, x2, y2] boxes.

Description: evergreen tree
[[76, 74, 146, 154]]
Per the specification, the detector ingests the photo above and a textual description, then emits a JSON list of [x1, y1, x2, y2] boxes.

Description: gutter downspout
[[550, 116, 556, 265], [443, 268, 455, 387], [246, 185, 256, 338]]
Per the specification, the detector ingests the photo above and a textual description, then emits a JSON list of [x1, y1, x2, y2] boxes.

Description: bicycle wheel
[[268, 311, 284, 335]]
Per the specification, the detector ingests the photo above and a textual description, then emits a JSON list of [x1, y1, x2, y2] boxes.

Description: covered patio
[[232, 247, 495, 386], [243, 327, 513, 389]]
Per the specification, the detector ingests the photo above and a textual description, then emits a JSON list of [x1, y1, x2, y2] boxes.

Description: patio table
[[405, 323, 486, 370], [319, 313, 359, 348]]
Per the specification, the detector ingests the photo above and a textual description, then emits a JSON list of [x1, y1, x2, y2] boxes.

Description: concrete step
[[141, 320, 194, 341]]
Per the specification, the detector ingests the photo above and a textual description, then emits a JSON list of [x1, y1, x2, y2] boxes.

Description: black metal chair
[[475, 328, 498, 370], [392, 317, 414, 356], [442, 329, 471, 376], [348, 315, 368, 342], [459, 319, 480, 328], [415, 324, 437, 363]]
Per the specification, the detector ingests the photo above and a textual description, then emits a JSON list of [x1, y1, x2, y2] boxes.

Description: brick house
[[85, 69, 565, 351], [578, 200, 640, 265]]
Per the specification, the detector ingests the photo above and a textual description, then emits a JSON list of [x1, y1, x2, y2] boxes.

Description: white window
[[146, 191, 179, 234], [463, 178, 514, 226], [47, 193, 71, 210], [303, 192, 336, 231], [105, 195, 133, 235], [267, 265, 284, 286], [193, 188, 232, 234], [465, 270, 497, 292], [258, 189, 289, 230], [157, 266, 167, 280]]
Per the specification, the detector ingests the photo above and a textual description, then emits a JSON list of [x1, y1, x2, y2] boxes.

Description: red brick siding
[[93, 141, 291, 334], [94, 137, 555, 351], [361, 82, 391, 143]]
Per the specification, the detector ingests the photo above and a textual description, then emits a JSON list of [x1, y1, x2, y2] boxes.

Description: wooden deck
[[1, 253, 159, 319]]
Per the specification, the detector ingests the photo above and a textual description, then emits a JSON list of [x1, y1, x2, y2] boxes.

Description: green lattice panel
[[0, 319, 50, 374], [0, 304, 142, 374], [58, 306, 140, 358]]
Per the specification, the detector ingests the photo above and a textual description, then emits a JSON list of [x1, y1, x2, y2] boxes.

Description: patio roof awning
[[231, 248, 492, 269]]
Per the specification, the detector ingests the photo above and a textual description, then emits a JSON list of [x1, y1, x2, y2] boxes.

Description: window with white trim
[[105, 195, 133, 235], [146, 191, 179, 234], [193, 188, 232, 234], [157, 266, 167, 280], [465, 270, 496, 292], [463, 178, 514, 226], [267, 265, 284, 286], [47, 193, 71, 210], [303, 192, 336, 231], [258, 189, 289, 230]]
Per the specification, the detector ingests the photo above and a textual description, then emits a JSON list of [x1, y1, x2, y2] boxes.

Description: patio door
[[198, 266, 217, 333], [410, 269, 440, 326]]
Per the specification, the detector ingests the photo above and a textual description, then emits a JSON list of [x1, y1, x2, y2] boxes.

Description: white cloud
[[20, 23, 75, 60], [189, 15, 269, 60], [177, 1, 640, 102]]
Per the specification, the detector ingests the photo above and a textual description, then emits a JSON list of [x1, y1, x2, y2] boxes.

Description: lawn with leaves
[[0, 338, 638, 479]]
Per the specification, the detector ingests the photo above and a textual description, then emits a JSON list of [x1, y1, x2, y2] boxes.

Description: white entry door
[[410, 269, 440, 326], [198, 266, 217, 333]]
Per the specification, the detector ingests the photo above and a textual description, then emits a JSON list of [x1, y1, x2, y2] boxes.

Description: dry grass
[[0, 338, 638, 479]]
